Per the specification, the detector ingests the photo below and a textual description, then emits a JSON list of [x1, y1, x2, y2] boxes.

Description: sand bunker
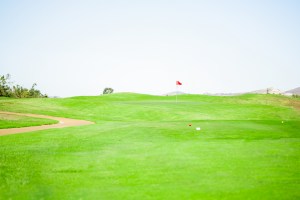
[[0, 111, 94, 136]]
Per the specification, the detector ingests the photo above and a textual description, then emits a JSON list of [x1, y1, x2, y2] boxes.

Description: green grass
[[0, 113, 58, 129], [0, 94, 299, 199]]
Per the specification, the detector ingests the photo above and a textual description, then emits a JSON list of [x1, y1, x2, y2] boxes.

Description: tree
[[12, 85, 29, 98], [0, 74, 47, 98], [0, 74, 12, 97], [103, 87, 114, 94], [11, 83, 48, 98], [28, 83, 45, 98]]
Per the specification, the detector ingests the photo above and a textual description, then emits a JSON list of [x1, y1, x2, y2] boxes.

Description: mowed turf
[[0, 94, 299, 199], [0, 113, 57, 129]]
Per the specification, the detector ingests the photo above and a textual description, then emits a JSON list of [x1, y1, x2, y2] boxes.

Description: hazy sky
[[0, 0, 299, 97]]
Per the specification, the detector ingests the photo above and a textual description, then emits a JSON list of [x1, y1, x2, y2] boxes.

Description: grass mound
[[0, 94, 299, 199]]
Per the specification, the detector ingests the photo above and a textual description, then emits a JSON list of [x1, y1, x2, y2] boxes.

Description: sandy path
[[0, 111, 94, 136]]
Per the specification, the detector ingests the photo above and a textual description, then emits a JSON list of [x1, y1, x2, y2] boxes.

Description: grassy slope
[[0, 113, 57, 129], [0, 94, 299, 199]]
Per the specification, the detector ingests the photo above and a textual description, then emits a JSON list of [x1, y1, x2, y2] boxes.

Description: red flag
[[176, 81, 182, 85]]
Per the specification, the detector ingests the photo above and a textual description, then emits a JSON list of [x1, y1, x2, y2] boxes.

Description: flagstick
[[176, 84, 178, 103]]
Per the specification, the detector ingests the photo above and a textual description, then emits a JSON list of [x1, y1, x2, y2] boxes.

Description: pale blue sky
[[0, 0, 299, 97]]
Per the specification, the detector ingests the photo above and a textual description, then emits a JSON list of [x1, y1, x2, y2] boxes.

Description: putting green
[[0, 94, 299, 199]]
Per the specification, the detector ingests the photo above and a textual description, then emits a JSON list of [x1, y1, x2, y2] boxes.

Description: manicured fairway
[[0, 112, 57, 129], [0, 94, 299, 199]]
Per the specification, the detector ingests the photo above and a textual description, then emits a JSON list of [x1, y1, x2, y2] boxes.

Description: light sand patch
[[0, 111, 94, 136]]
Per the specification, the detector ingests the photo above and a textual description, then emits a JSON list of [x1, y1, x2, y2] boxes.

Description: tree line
[[0, 74, 48, 98]]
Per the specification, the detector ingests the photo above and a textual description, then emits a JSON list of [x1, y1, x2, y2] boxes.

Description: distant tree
[[0, 74, 12, 97], [292, 94, 300, 98], [0, 74, 47, 98], [28, 83, 46, 98], [103, 87, 114, 95], [12, 85, 29, 98]]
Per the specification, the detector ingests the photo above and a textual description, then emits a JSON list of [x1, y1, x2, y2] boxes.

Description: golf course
[[0, 93, 299, 199]]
